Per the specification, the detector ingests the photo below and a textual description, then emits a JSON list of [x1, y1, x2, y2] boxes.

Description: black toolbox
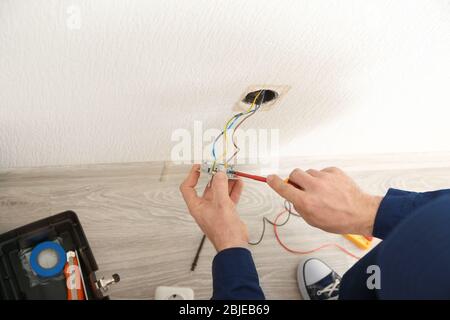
[[0, 211, 112, 300]]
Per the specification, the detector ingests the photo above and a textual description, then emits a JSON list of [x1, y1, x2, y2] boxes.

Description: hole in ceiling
[[242, 89, 279, 105]]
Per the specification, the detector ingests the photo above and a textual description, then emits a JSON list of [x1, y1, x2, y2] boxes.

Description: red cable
[[233, 171, 267, 183], [272, 210, 361, 260], [232, 169, 362, 259]]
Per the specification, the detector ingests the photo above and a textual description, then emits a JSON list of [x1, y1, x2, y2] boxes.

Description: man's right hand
[[267, 167, 382, 236]]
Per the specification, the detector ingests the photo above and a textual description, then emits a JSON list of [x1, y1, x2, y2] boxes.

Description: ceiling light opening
[[242, 89, 279, 105]]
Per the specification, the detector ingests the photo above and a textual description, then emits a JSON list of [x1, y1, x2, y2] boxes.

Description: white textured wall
[[1, 0, 449, 168]]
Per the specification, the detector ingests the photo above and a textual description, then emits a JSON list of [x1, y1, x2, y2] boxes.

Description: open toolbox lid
[[0, 211, 113, 300]]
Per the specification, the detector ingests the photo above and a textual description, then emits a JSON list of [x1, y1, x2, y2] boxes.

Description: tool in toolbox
[[95, 274, 120, 294], [64, 251, 85, 300], [0, 211, 120, 300]]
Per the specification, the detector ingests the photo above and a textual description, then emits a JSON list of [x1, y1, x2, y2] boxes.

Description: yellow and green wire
[[211, 90, 264, 171]]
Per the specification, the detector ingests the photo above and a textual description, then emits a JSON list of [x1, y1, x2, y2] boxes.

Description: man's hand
[[180, 164, 248, 252], [267, 167, 382, 235]]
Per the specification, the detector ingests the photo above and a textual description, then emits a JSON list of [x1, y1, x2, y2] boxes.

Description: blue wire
[[211, 92, 263, 163], [227, 113, 243, 129], [211, 113, 242, 160]]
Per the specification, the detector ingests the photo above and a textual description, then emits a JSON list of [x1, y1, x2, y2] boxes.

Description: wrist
[[215, 239, 248, 252], [360, 194, 383, 236]]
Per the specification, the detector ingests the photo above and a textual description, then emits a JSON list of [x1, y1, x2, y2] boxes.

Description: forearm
[[212, 247, 265, 300], [373, 188, 450, 239]]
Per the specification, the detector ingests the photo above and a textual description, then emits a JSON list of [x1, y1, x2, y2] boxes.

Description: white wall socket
[[155, 286, 194, 300]]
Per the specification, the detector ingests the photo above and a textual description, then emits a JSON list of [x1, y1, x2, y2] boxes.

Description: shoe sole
[[297, 258, 313, 300]]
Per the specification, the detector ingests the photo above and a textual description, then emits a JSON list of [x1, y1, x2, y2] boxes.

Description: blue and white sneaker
[[297, 258, 341, 300]]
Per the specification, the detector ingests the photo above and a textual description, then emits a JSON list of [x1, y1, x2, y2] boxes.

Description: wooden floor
[[1, 152, 450, 299]]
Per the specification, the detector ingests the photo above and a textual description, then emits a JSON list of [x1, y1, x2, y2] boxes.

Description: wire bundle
[[208, 90, 360, 260], [248, 200, 299, 245], [211, 90, 266, 170], [250, 201, 360, 259]]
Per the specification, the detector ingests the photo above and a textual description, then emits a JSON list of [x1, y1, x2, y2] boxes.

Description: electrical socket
[[155, 286, 194, 300]]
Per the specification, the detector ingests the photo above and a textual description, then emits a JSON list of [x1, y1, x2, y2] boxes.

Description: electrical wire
[[249, 201, 361, 259], [207, 89, 361, 260], [272, 209, 361, 260], [226, 90, 266, 164], [222, 90, 265, 168], [200, 90, 360, 264], [248, 200, 300, 245], [211, 90, 264, 171], [222, 92, 262, 167]]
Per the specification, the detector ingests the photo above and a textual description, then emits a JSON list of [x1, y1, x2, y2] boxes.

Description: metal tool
[[95, 273, 120, 293], [190, 234, 206, 272], [64, 251, 85, 300], [74, 250, 89, 300], [201, 162, 371, 249], [201, 161, 298, 185]]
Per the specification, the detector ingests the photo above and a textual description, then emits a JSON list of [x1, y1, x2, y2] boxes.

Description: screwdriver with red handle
[[232, 171, 268, 182], [232, 170, 301, 188], [231, 170, 372, 249]]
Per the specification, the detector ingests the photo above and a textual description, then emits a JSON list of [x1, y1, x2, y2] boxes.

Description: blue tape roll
[[30, 241, 66, 278]]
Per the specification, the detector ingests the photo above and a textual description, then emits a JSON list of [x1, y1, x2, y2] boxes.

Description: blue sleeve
[[373, 188, 450, 239], [211, 247, 265, 300]]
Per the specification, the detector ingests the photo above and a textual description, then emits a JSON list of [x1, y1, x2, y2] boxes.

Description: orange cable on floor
[[272, 210, 361, 260]]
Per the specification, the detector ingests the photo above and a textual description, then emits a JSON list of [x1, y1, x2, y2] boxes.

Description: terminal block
[[200, 161, 236, 179]]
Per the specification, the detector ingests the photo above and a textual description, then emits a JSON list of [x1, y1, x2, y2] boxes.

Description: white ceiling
[[1, 0, 449, 168]]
